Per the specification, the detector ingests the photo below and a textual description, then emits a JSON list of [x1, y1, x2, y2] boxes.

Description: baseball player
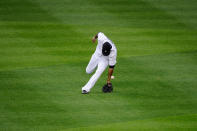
[[82, 32, 117, 94]]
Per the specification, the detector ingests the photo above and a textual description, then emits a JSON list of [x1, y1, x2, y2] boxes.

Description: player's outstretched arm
[[107, 67, 114, 84]]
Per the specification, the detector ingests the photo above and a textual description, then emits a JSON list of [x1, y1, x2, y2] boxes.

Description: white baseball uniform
[[82, 32, 117, 92]]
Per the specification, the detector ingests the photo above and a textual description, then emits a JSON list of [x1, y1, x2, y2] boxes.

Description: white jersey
[[95, 32, 117, 66], [95, 32, 117, 56]]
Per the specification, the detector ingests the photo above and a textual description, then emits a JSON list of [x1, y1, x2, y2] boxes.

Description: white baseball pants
[[82, 53, 108, 92]]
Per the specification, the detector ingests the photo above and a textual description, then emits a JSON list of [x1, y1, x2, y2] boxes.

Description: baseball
[[111, 75, 115, 79]]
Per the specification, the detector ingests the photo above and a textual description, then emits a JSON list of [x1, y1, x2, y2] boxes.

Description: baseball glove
[[102, 83, 113, 93]]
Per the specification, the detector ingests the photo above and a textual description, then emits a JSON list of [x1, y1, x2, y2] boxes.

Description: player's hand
[[107, 82, 112, 87], [92, 37, 96, 43]]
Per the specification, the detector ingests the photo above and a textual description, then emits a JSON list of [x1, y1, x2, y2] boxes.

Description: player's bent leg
[[86, 53, 98, 74], [82, 57, 108, 92]]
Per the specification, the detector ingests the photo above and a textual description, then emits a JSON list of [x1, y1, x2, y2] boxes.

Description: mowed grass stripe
[[64, 114, 197, 131], [87, 0, 188, 29], [0, 0, 57, 22], [144, 0, 197, 29], [35, 0, 189, 29]]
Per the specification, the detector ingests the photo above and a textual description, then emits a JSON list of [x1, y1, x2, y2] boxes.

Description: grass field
[[0, 0, 197, 130]]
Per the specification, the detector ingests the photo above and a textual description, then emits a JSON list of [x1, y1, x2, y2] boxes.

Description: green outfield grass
[[0, 0, 197, 131]]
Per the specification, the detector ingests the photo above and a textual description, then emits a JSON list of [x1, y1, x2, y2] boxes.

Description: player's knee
[[86, 68, 92, 74]]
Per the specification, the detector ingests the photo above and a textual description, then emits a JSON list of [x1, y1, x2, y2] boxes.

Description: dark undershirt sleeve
[[109, 65, 115, 68]]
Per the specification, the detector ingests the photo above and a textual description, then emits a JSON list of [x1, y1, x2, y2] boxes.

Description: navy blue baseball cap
[[102, 42, 112, 56]]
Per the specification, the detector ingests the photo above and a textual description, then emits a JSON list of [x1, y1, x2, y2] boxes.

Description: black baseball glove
[[102, 83, 113, 93]]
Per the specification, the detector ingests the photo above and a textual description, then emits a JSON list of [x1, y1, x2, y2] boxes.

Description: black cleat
[[82, 90, 89, 94]]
